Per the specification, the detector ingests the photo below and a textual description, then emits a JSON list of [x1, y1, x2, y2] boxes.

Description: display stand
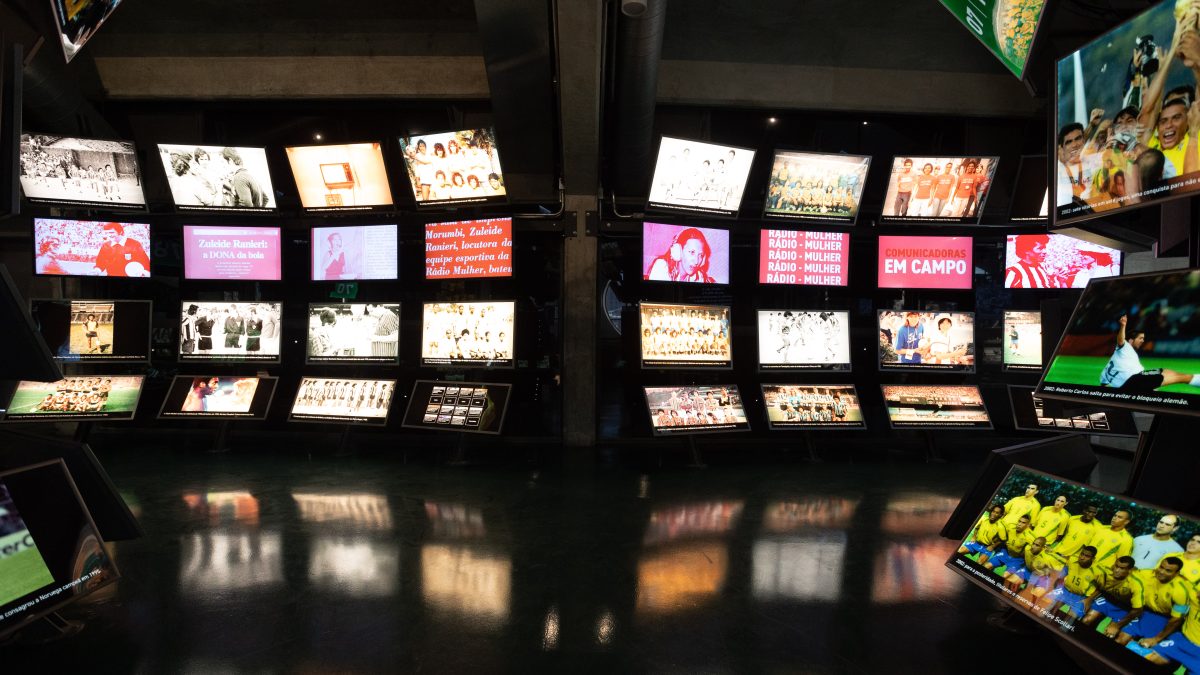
[[333, 425, 354, 457], [0, 612, 84, 646], [209, 420, 233, 454], [72, 421, 93, 444], [800, 433, 821, 462], [684, 435, 706, 469], [447, 432, 469, 466], [921, 431, 946, 463]]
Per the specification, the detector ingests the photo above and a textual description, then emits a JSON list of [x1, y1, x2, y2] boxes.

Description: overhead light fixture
[[313, 133, 323, 141], [767, 117, 778, 125]]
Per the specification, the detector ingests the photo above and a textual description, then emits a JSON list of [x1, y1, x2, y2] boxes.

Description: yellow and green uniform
[[1003, 528, 1036, 557], [970, 515, 1008, 547], [1089, 527, 1134, 571], [1025, 548, 1063, 578], [1149, 133, 1193, 178], [1031, 507, 1070, 542], [1097, 570, 1142, 608], [1062, 561, 1102, 596], [1002, 495, 1041, 529], [1132, 569, 1192, 619], [1180, 591, 1200, 645], [1160, 554, 1200, 586], [1051, 515, 1100, 562]]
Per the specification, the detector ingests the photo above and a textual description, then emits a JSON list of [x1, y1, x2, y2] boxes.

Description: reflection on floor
[[1, 444, 1101, 674]]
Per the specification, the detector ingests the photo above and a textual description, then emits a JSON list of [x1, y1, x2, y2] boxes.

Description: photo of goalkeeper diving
[[1038, 269, 1200, 416]]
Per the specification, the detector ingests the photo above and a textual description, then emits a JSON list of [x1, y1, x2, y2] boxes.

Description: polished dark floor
[[2, 438, 1119, 674]]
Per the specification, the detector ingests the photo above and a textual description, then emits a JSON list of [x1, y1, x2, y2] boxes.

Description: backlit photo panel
[[157, 375, 278, 420], [882, 385, 992, 429], [761, 384, 865, 430], [878, 310, 975, 372], [18, 134, 145, 209], [640, 302, 732, 369], [879, 156, 998, 224], [757, 310, 850, 371], [157, 144, 275, 211], [285, 142, 394, 211], [642, 222, 729, 284], [30, 299, 151, 363], [180, 301, 283, 363], [33, 219, 151, 277], [420, 302, 515, 368], [306, 303, 400, 365], [289, 377, 395, 426], [646, 137, 756, 217], [399, 129, 506, 207], [763, 150, 870, 224], [645, 385, 750, 435]]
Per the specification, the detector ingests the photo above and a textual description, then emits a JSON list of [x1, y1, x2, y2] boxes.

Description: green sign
[[329, 282, 359, 300], [939, 0, 1047, 78]]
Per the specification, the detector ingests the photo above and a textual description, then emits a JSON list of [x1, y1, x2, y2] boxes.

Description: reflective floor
[[1, 441, 1111, 673]]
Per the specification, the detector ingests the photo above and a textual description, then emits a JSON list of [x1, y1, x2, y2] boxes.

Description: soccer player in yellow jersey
[[986, 514, 1035, 572], [1002, 483, 1041, 529], [959, 505, 1008, 566], [1081, 556, 1141, 634], [1008, 536, 1063, 598], [1162, 534, 1200, 586], [1038, 545, 1101, 620], [1051, 504, 1100, 563], [1116, 557, 1191, 649], [1089, 510, 1135, 572], [1031, 495, 1070, 544], [1146, 577, 1200, 670]]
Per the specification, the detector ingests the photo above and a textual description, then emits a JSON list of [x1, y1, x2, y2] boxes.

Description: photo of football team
[[640, 302, 732, 368], [882, 385, 992, 428], [2, 376, 143, 422], [758, 310, 850, 370], [761, 385, 865, 429], [880, 156, 998, 223], [950, 466, 1200, 674], [420, 302, 515, 367], [763, 151, 870, 223], [290, 378, 394, 425], [647, 137, 756, 216], [644, 385, 749, 435], [19, 134, 145, 208]]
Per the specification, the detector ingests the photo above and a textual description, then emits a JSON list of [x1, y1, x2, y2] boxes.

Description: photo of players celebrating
[[646, 137, 756, 217], [399, 129, 506, 206], [761, 385, 865, 429], [882, 385, 992, 428], [290, 378, 395, 426], [878, 310, 976, 372], [18, 134, 145, 208], [1054, 0, 1200, 223], [950, 466, 1200, 674], [420, 301, 515, 367], [1004, 234, 1122, 289], [2, 376, 143, 422], [757, 310, 850, 370], [1040, 269, 1200, 415], [179, 301, 283, 362], [34, 219, 151, 277], [879, 156, 998, 223], [640, 302, 732, 368], [157, 144, 275, 211], [763, 151, 870, 223], [306, 303, 400, 365], [180, 377, 260, 414], [1003, 310, 1043, 370], [644, 385, 750, 435]]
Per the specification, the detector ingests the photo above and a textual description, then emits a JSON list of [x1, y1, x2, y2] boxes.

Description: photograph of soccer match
[[0, 478, 54, 608], [761, 385, 865, 430], [1005, 234, 1122, 289], [2, 376, 143, 422], [1039, 269, 1200, 415], [290, 378, 394, 425], [19, 134, 145, 208], [34, 219, 150, 277], [399, 129, 505, 205], [307, 303, 400, 365], [1004, 310, 1043, 370], [879, 156, 997, 222], [882, 385, 992, 428], [640, 302, 732, 368], [757, 310, 850, 370], [949, 466, 1200, 674], [1055, 0, 1200, 223], [763, 151, 870, 223], [646, 137, 756, 216], [878, 310, 976, 371], [179, 301, 282, 362], [158, 144, 274, 210], [420, 301, 515, 367], [644, 385, 750, 435]]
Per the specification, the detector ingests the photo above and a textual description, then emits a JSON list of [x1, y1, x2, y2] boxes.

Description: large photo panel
[[1003, 310, 1044, 371], [399, 129, 506, 207], [34, 219, 151, 278], [157, 144, 275, 211], [182, 226, 282, 281], [640, 302, 732, 369], [642, 222, 730, 284], [311, 224, 398, 281], [420, 301, 515, 368], [761, 384, 865, 430], [284, 142, 394, 211], [763, 150, 870, 224], [1007, 385, 1138, 437], [157, 375, 278, 420], [306, 303, 400, 365], [1, 376, 144, 423], [757, 310, 850, 371], [882, 385, 992, 429], [759, 229, 850, 286], [1037, 269, 1200, 416], [879, 156, 998, 223], [1055, 0, 1200, 224], [18, 134, 146, 209], [1004, 234, 1121, 289], [646, 137, 756, 218], [948, 464, 1200, 675], [289, 377, 396, 426], [878, 310, 976, 372], [644, 385, 750, 435], [179, 301, 283, 363], [30, 299, 151, 364], [401, 380, 512, 434]]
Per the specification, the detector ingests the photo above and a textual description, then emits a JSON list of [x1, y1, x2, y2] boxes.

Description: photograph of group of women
[[644, 385, 750, 434], [399, 129, 506, 206], [763, 151, 870, 223], [639, 302, 733, 368]]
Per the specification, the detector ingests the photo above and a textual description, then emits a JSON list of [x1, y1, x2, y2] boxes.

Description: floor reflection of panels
[[635, 541, 728, 615], [420, 543, 511, 624]]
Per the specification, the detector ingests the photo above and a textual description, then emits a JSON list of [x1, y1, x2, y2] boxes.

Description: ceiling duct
[[608, 0, 665, 198]]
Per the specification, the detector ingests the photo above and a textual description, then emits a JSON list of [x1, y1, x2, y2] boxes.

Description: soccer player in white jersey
[[1100, 315, 1200, 392]]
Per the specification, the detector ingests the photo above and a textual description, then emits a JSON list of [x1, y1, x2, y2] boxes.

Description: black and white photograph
[[179, 301, 283, 362], [290, 377, 395, 426], [157, 144, 275, 211], [421, 301, 515, 367], [306, 303, 400, 365], [646, 137, 756, 217], [757, 310, 851, 370], [19, 134, 146, 209]]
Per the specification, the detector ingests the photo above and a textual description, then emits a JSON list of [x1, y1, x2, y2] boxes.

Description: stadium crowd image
[[3, 0, 1200, 672]]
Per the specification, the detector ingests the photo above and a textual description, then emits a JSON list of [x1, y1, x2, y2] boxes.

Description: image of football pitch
[[0, 538, 55, 606], [6, 387, 139, 415], [1045, 355, 1200, 394], [68, 322, 114, 355]]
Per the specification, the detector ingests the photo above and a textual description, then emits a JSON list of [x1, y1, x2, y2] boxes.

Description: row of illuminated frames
[[19, 131, 1017, 225], [36, 299, 1045, 371], [33, 217, 1122, 289]]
